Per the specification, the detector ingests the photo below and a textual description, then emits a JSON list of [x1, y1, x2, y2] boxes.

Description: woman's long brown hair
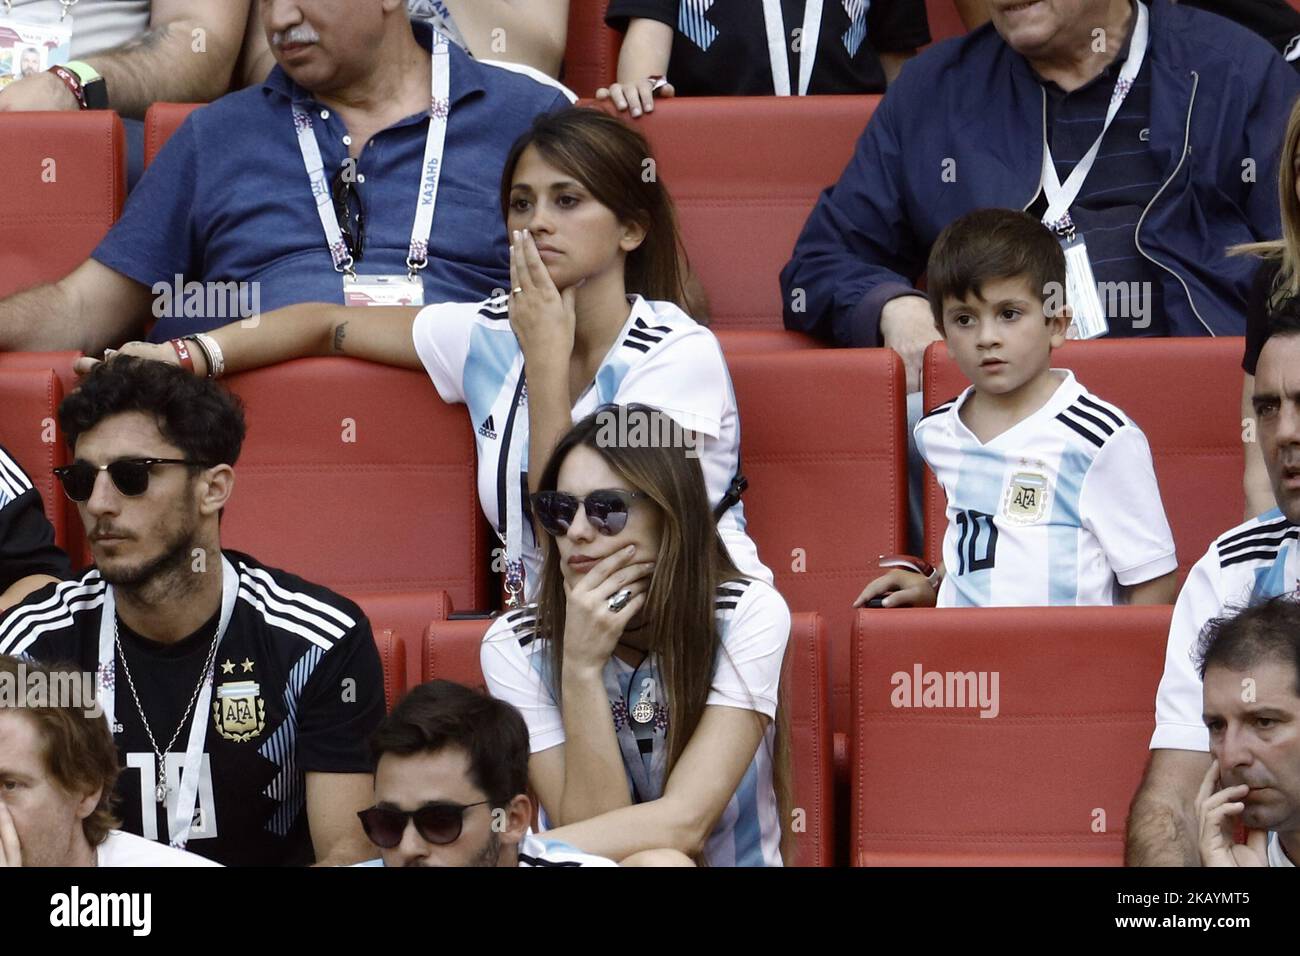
[[1229, 93, 1300, 304], [498, 106, 691, 308], [527, 406, 791, 862]]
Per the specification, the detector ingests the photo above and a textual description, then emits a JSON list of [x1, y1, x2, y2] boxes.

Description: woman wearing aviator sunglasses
[[81, 106, 771, 609], [480, 407, 792, 866]]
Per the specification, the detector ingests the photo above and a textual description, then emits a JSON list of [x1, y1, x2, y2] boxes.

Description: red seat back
[[370, 629, 406, 712], [623, 96, 880, 331], [925, 0, 970, 45], [423, 606, 835, 866], [714, 330, 824, 354], [851, 605, 1171, 865], [564, 0, 621, 98], [728, 349, 907, 737], [922, 338, 1246, 576], [353, 590, 452, 694], [0, 112, 125, 299], [220, 358, 489, 611], [143, 102, 201, 167], [0, 369, 66, 548]]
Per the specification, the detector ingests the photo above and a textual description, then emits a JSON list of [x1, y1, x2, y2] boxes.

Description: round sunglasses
[[53, 458, 209, 502], [357, 800, 489, 849], [530, 489, 649, 537]]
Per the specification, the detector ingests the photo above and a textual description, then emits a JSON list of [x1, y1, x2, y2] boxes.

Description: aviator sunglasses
[[53, 458, 208, 502], [357, 801, 490, 848], [529, 489, 650, 537]]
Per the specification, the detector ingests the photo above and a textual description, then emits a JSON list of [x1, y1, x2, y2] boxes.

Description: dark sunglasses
[[331, 164, 366, 263], [53, 458, 206, 502], [530, 489, 649, 537], [357, 801, 489, 849]]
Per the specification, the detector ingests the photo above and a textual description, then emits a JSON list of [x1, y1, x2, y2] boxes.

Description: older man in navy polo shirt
[[0, 0, 573, 354]]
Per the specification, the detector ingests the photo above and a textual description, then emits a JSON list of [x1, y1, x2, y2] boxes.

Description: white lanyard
[[0, 0, 78, 19], [1040, 0, 1149, 234], [292, 35, 451, 278], [761, 0, 823, 97], [97, 555, 238, 849]]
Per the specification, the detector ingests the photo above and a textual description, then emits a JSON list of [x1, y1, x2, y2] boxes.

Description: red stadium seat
[[353, 589, 452, 693], [925, 0, 970, 45], [423, 602, 836, 867], [0, 351, 83, 399], [371, 629, 407, 712], [143, 102, 201, 167], [0, 369, 67, 549], [617, 96, 881, 332], [0, 112, 125, 299], [220, 358, 491, 611], [714, 330, 824, 354], [564, 0, 621, 98], [922, 338, 1247, 578], [851, 605, 1171, 866], [727, 349, 907, 745]]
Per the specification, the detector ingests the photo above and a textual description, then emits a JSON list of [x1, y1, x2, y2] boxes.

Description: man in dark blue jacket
[[782, 0, 1300, 392]]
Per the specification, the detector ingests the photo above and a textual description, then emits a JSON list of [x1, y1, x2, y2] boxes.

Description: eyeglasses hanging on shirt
[[761, 0, 824, 96], [291, 34, 451, 307], [330, 165, 366, 264]]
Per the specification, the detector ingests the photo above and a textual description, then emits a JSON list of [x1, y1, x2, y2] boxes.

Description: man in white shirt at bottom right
[[1127, 313, 1300, 865], [0, 654, 215, 867], [1195, 596, 1300, 867]]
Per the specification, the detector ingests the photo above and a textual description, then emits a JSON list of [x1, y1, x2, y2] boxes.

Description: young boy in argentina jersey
[[855, 209, 1180, 610], [1127, 314, 1300, 865]]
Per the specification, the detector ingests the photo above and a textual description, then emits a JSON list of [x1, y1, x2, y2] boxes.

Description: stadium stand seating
[[0, 112, 125, 301], [143, 101, 201, 167], [370, 628, 407, 712], [564, 0, 621, 98], [851, 604, 1171, 865], [726, 349, 907, 744], [354, 589, 452, 694], [218, 357, 491, 610], [0, 368, 67, 549], [925, 0, 970, 45], [423, 597, 836, 867], [921, 338, 1247, 579], [626, 95, 880, 332]]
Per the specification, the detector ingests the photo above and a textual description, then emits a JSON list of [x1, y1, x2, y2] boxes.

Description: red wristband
[[169, 338, 196, 373], [47, 65, 87, 110]]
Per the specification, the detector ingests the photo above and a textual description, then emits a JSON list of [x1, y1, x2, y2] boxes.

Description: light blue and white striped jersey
[[916, 370, 1177, 607], [1152, 508, 1299, 751], [412, 293, 771, 600], [480, 578, 790, 867]]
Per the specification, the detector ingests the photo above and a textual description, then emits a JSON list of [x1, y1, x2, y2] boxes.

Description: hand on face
[[0, 800, 23, 867], [1196, 759, 1269, 867], [508, 229, 577, 368], [562, 543, 656, 672]]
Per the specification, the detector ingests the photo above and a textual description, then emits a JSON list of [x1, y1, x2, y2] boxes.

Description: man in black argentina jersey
[[0, 443, 72, 613], [0, 357, 384, 866]]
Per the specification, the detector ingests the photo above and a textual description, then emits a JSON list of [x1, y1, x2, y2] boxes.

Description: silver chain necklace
[[114, 613, 222, 804]]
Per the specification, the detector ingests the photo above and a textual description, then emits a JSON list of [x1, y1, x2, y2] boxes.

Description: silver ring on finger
[[607, 588, 633, 613], [511, 286, 524, 297]]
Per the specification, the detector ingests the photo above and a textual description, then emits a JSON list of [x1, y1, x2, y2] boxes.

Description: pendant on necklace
[[155, 781, 169, 804], [631, 697, 654, 725]]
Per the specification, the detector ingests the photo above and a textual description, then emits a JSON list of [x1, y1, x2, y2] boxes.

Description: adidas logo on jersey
[[478, 415, 497, 439]]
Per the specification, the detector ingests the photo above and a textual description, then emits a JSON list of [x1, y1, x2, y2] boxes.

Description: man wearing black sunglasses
[[355, 680, 616, 867], [0, 357, 385, 867]]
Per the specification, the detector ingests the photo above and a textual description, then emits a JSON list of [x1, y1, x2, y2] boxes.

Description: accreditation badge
[[1061, 234, 1109, 339], [343, 274, 425, 307], [1001, 470, 1050, 525], [0, 6, 74, 92]]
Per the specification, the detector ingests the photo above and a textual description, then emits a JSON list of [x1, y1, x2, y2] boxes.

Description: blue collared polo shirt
[[91, 21, 573, 341]]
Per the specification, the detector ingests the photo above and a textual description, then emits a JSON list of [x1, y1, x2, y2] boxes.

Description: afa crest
[[1002, 471, 1050, 525], [213, 662, 266, 742]]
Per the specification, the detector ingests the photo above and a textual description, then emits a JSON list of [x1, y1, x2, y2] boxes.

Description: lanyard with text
[[1040, 0, 1149, 339], [0, 0, 77, 71], [761, 0, 823, 97], [96, 555, 238, 849], [291, 34, 450, 306]]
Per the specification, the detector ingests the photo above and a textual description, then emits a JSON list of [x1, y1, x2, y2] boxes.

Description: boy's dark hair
[[926, 209, 1067, 326], [1195, 595, 1300, 696], [59, 356, 246, 467], [369, 680, 529, 809]]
